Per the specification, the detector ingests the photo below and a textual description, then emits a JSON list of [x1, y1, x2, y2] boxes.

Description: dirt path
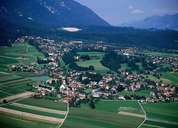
[[0, 91, 35, 103], [12, 103, 67, 115], [0, 107, 63, 124], [57, 103, 69, 128]]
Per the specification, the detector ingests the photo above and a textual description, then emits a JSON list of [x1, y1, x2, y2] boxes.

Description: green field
[[0, 98, 67, 128], [28, 76, 50, 82], [76, 52, 109, 73], [143, 50, 178, 57], [161, 72, 178, 85], [77, 52, 105, 57], [141, 102, 178, 128], [0, 42, 45, 98], [62, 100, 144, 128], [0, 43, 44, 69], [0, 114, 57, 128], [118, 90, 151, 97], [2, 104, 65, 119], [17, 98, 67, 111], [0, 76, 33, 98]]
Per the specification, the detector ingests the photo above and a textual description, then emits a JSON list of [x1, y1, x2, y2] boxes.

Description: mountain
[[123, 14, 178, 31], [0, 0, 109, 28]]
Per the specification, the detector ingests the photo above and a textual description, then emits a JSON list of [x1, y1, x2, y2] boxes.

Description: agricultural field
[[0, 73, 33, 98], [0, 42, 46, 98], [0, 43, 44, 66], [28, 76, 50, 82], [0, 98, 68, 128], [143, 50, 178, 57], [62, 100, 144, 128], [161, 72, 178, 85], [76, 52, 109, 73], [141, 102, 178, 128]]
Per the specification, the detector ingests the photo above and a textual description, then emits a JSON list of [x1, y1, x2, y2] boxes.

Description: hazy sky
[[75, 0, 178, 26]]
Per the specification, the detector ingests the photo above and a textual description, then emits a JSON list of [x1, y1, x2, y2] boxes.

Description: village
[[10, 36, 178, 107]]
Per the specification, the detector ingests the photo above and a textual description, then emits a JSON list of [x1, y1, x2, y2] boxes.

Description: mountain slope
[[0, 0, 109, 27], [123, 14, 178, 31]]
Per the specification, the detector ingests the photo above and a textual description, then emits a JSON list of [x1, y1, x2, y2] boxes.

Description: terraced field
[[62, 100, 144, 128]]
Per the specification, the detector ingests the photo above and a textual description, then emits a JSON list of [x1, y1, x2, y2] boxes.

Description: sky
[[75, 0, 178, 26]]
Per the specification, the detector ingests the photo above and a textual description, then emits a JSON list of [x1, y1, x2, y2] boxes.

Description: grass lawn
[[62, 100, 144, 128], [76, 59, 109, 73], [76, 51, 109, 73]]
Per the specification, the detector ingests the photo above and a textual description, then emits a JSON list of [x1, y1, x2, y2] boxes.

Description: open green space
[[28, 76, 50, 82], [0, 78, 33, 97], [0, 114, 57, 128], [161, 72, 178, 85], [17, 98, 67, 111], [142, 102, 178, 128], [76, 52, 109, 73], [2, 104, 65, 119], [143, 50, 178, 57], [0, 42, 45, 98], [62, 100, 144, 128], [118, 90, 151, 97], [77, 52, 105, 57], [0, 43, 44, 65]]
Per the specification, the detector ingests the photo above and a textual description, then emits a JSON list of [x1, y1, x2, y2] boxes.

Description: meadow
[[0, 98, 68, 128], [76, 52, 109, 73], [62, 100, 144, 128], [141, 102, 178, 128], [0, 74, 33, 98], [0, 42, 46, 98], [143, 50, 178, 57]]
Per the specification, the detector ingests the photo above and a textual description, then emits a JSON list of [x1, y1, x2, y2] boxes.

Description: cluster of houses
[[12, 36, 178, 104]]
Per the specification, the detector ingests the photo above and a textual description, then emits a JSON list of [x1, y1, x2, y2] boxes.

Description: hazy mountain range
[[123, 13, 178, 31], [0, 0, 109, 28]]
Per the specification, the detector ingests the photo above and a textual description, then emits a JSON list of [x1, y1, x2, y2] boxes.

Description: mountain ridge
[[0, 0, 110, 27], [122, 13, 178, 31]]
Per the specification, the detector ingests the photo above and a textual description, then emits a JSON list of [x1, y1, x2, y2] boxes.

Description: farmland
[[0, 74, 33, 98], [162, 72, 178, 85], [143, 50, 178, 57], [76, 52, 109, 73], [0, 42, 46, 98], [141, 102, 178, 128], [0, 98, 68, 128], [62, 100, 144, 128]]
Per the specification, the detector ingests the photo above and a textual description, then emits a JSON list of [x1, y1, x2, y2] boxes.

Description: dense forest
[[101, 51, 158, 72]]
